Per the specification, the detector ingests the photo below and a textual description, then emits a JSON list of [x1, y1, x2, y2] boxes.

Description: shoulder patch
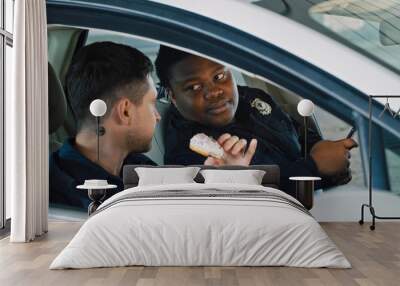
[[250, 98, 272, 116]]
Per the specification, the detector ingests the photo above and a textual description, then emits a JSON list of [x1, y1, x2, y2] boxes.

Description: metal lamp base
[[87, 189, 106, 216]]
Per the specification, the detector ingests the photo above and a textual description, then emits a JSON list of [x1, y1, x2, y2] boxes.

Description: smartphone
[[346, 127, 356, 139]]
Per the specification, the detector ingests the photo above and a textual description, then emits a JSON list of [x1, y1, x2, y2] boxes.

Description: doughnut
[[189, 133, 224, 159]]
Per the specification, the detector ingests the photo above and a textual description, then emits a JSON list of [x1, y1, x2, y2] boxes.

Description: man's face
[[168, 55, 239, 127], [127, 77, 160, 153]]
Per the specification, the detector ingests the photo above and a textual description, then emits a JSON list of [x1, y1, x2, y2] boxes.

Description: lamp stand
[[304, 116, 307, 159], [96, 116, 100, 163]]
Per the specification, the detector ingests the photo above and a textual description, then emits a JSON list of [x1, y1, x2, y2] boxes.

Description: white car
[[46, 0, 400, 221]]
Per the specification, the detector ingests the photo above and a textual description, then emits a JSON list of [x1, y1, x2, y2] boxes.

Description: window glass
[[248, 0, 400, 75], [5, 0, 13, 33], [5, 44, 12, 219], [310, 8, 400, 76]]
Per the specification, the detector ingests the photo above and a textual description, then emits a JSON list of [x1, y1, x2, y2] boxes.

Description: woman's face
[[168, 55, 239, 127]]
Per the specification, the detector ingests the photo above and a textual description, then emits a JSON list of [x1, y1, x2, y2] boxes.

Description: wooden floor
[[0, 222, 399, 286]]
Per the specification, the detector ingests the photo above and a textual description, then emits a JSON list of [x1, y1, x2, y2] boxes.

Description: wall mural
[[48, 40, 399, 222]]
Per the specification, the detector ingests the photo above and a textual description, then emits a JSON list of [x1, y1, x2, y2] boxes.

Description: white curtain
[[7, 0, 48, 242]]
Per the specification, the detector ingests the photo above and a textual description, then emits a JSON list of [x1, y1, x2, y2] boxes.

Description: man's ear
[[114, 97, 134, 125]]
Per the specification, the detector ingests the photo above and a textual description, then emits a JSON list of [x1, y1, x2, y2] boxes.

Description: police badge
[[250, 98, 272, 116]]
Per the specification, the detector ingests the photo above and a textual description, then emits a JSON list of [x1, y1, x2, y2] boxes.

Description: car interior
[[48, 26, 322, 166]]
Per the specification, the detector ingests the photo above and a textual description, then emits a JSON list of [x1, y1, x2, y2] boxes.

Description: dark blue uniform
[[165, 86, 330, 197], [49, 138, 156, 209]]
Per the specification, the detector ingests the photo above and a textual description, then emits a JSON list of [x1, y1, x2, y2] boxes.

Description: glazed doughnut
[[189, 133, 224, 159]]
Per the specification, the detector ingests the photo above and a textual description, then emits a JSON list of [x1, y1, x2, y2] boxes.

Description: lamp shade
[[90, 99, 107, 117], [297, 99, 314, 117]]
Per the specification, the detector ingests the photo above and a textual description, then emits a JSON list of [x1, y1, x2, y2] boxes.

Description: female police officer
[[155, 46, 358, 197]]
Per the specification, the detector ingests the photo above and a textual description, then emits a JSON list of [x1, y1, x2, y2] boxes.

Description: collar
[[58, 138, 121, 181]]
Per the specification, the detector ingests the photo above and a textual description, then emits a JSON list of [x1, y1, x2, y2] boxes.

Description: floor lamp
[[290, 99, 319, 209], [77, 99, 116, 216]]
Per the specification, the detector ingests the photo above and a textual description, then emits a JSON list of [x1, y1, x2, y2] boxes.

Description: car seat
[[48, 27, 83, 153], [143, 97, 171, 165]]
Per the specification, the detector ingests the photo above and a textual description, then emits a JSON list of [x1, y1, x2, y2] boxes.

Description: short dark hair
[[155, 45, 192, 88], [66, 41, 153, 131]]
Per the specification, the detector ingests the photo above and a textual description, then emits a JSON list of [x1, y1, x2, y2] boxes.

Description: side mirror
[[379, 18, 400, 46]]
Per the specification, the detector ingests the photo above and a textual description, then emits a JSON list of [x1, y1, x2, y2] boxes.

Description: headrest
[[48, 62, 67, 134], [123, 164, 280, 189]]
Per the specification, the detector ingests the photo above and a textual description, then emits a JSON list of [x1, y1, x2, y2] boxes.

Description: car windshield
[[248, 0, 400, 75]]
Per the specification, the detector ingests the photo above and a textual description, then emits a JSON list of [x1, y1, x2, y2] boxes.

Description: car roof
[[153, 0, 400, 103]]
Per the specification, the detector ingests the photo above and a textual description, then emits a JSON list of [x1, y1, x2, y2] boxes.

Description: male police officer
[[155, 46, 358, 196], [49, 42, 161, 209]]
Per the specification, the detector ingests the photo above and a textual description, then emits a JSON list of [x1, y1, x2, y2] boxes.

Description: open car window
[[52, 28, 359, 171]]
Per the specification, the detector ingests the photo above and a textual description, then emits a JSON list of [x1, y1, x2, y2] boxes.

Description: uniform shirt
[[49, 138, 156, 209], [165, 86, 327, 197]]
